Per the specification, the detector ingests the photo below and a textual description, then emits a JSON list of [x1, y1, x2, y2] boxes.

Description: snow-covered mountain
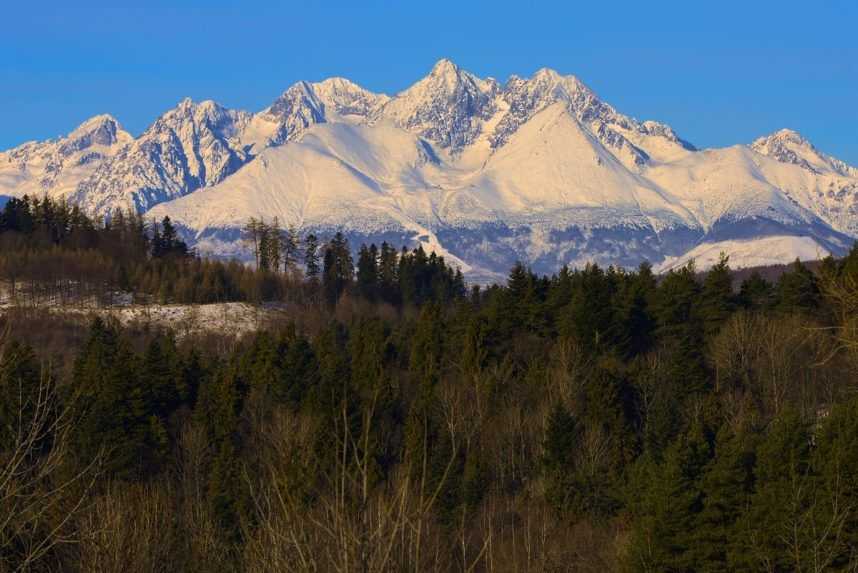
[[71, 99, 251, 213], [3, 59, 857, 278], [0, 114, 132, 199]]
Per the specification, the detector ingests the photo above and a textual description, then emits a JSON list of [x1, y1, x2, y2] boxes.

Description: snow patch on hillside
[[656, 235, 829, 273]]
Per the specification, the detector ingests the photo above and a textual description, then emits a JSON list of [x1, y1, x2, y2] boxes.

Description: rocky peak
[[311, 77, 388, 117], [752, 128, 856, 177], [68, 114, 131, 147], [375, 59, 499, 149], [262, 81, 327, 145], [73, 99, 251, 214]]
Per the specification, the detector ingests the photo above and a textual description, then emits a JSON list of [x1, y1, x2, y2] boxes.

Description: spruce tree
[[700, 253, 735, 337], [356, 244, 379, 301], [626, 423, 711, 572], [691, 425, 753, 571], [0, 340, 42, 451], [776, 259, 821, 313], [542, 402, 578, 512], [303, 233, 320, 279], [738, 271, 775, 310], [282, 225, 300, 272], [738, 409, 813, 572]]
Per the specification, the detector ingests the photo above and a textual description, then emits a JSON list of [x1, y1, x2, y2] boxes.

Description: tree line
[[0, 197, 464, 309], [3, 221, 858, 570]]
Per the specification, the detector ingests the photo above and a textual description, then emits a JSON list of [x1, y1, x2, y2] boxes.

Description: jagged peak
[[171, 97, 231, 114], [404, 58, 496, 95], [159, 98, 239, 128], [73, 113, 122, 132], [430, 58, 459, 76], [67, 113, 131, 147], [752, 128, 857, 177], [531, 67, 585, 89], [759, 128, 808, 145], [284, 80, 317, 98], [314, 76, 366, 91], [176, 96, 195, 111], [312, 76, 384, 101], [532, 67, 559, 79], [752, 128, 813, 152]]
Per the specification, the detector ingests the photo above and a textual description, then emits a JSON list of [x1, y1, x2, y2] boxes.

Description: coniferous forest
[[3, 196, 858, 571]]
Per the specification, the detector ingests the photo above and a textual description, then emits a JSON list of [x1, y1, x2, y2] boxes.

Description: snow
[[2, 58, 857, 279], [0, 293, 282, 338], [655, 235, 830, 273], [0, 114, 132, 201]]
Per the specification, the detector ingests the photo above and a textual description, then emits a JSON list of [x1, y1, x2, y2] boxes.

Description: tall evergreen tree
[[700, 253, 736, 337], [738, 270, 775, 310], [356, 244, 380, 301], [303, 233, 320, 280], [322, 232, 354, 306], [691, 425, 753, 571], [776, 259, 821, 313]]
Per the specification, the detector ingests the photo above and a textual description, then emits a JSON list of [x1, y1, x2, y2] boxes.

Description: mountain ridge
[[2, 59, 857, 278]]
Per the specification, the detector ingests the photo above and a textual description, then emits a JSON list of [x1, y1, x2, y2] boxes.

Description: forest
[[2, 195, 858, 571]]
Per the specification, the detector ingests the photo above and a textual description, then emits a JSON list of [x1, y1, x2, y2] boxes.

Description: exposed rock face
[[3, 59, 858, 278]]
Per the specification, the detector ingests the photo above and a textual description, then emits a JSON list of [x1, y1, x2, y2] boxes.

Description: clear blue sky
[[3, 0, 857, 164]]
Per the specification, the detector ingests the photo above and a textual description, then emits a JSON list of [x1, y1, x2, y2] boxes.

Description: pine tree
[[303, 233, 320, 280], [0, 340, 42, 451], [275, 334, 319, 406], [72, 317, 159, 479], [776, 259, 821, 313], [738, 271, 775, 310], [282, 225, 300, 273], [626, 423, 711, 572], [542, 402, 578, 512], [257, 220, 272, 272], [654, 263, 709, 396], [616, 262, 657, 357], [691, 425, 753, 571], [243, 217, 262, 269], [322, 232, 353, 306], [561, 264, 617, 354], [737, 409, 813, 572], [141, 333, 181, 417], [812, 397, 858, 568], [266, 217, 282, 273], [699, 253, 735, 337], [356, 244, 379, 301], [378, 242, 399, 303]]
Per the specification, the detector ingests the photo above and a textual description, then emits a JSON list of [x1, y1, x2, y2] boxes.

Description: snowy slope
[[655, 235, 830, 273], [0, 115, 132, 200], [71, 99, 251, 213], [3, 58, 858, 278]]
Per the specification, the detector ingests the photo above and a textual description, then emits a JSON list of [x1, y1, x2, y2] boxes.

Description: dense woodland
[[2, 195, 858, 571]]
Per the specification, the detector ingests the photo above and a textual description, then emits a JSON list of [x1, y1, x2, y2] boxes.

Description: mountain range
[[3, 58, 857, 281]]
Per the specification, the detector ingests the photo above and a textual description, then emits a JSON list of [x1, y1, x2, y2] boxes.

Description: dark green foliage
[[654, 263, 709, 396], [0, 341, 42, 451], [738, 270, 775, 309], [700, 254, 736, 337], [691, 426, 753, 571], [3, 208, 858, 571], [542, 402, 579, 511], [626, 423, 712, 572], [560, 264, 618, 352], [323, 232, 354, 305], [151, 215, 189, 259], [72, 318, 167, 479], [303, 233, 320, 279], [736, 410, 813, 572], [356, 243, 380, 300], [777, 258, 821, 312]]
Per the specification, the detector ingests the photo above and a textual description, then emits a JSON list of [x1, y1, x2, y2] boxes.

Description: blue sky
[[3, 0, 857, 163]]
